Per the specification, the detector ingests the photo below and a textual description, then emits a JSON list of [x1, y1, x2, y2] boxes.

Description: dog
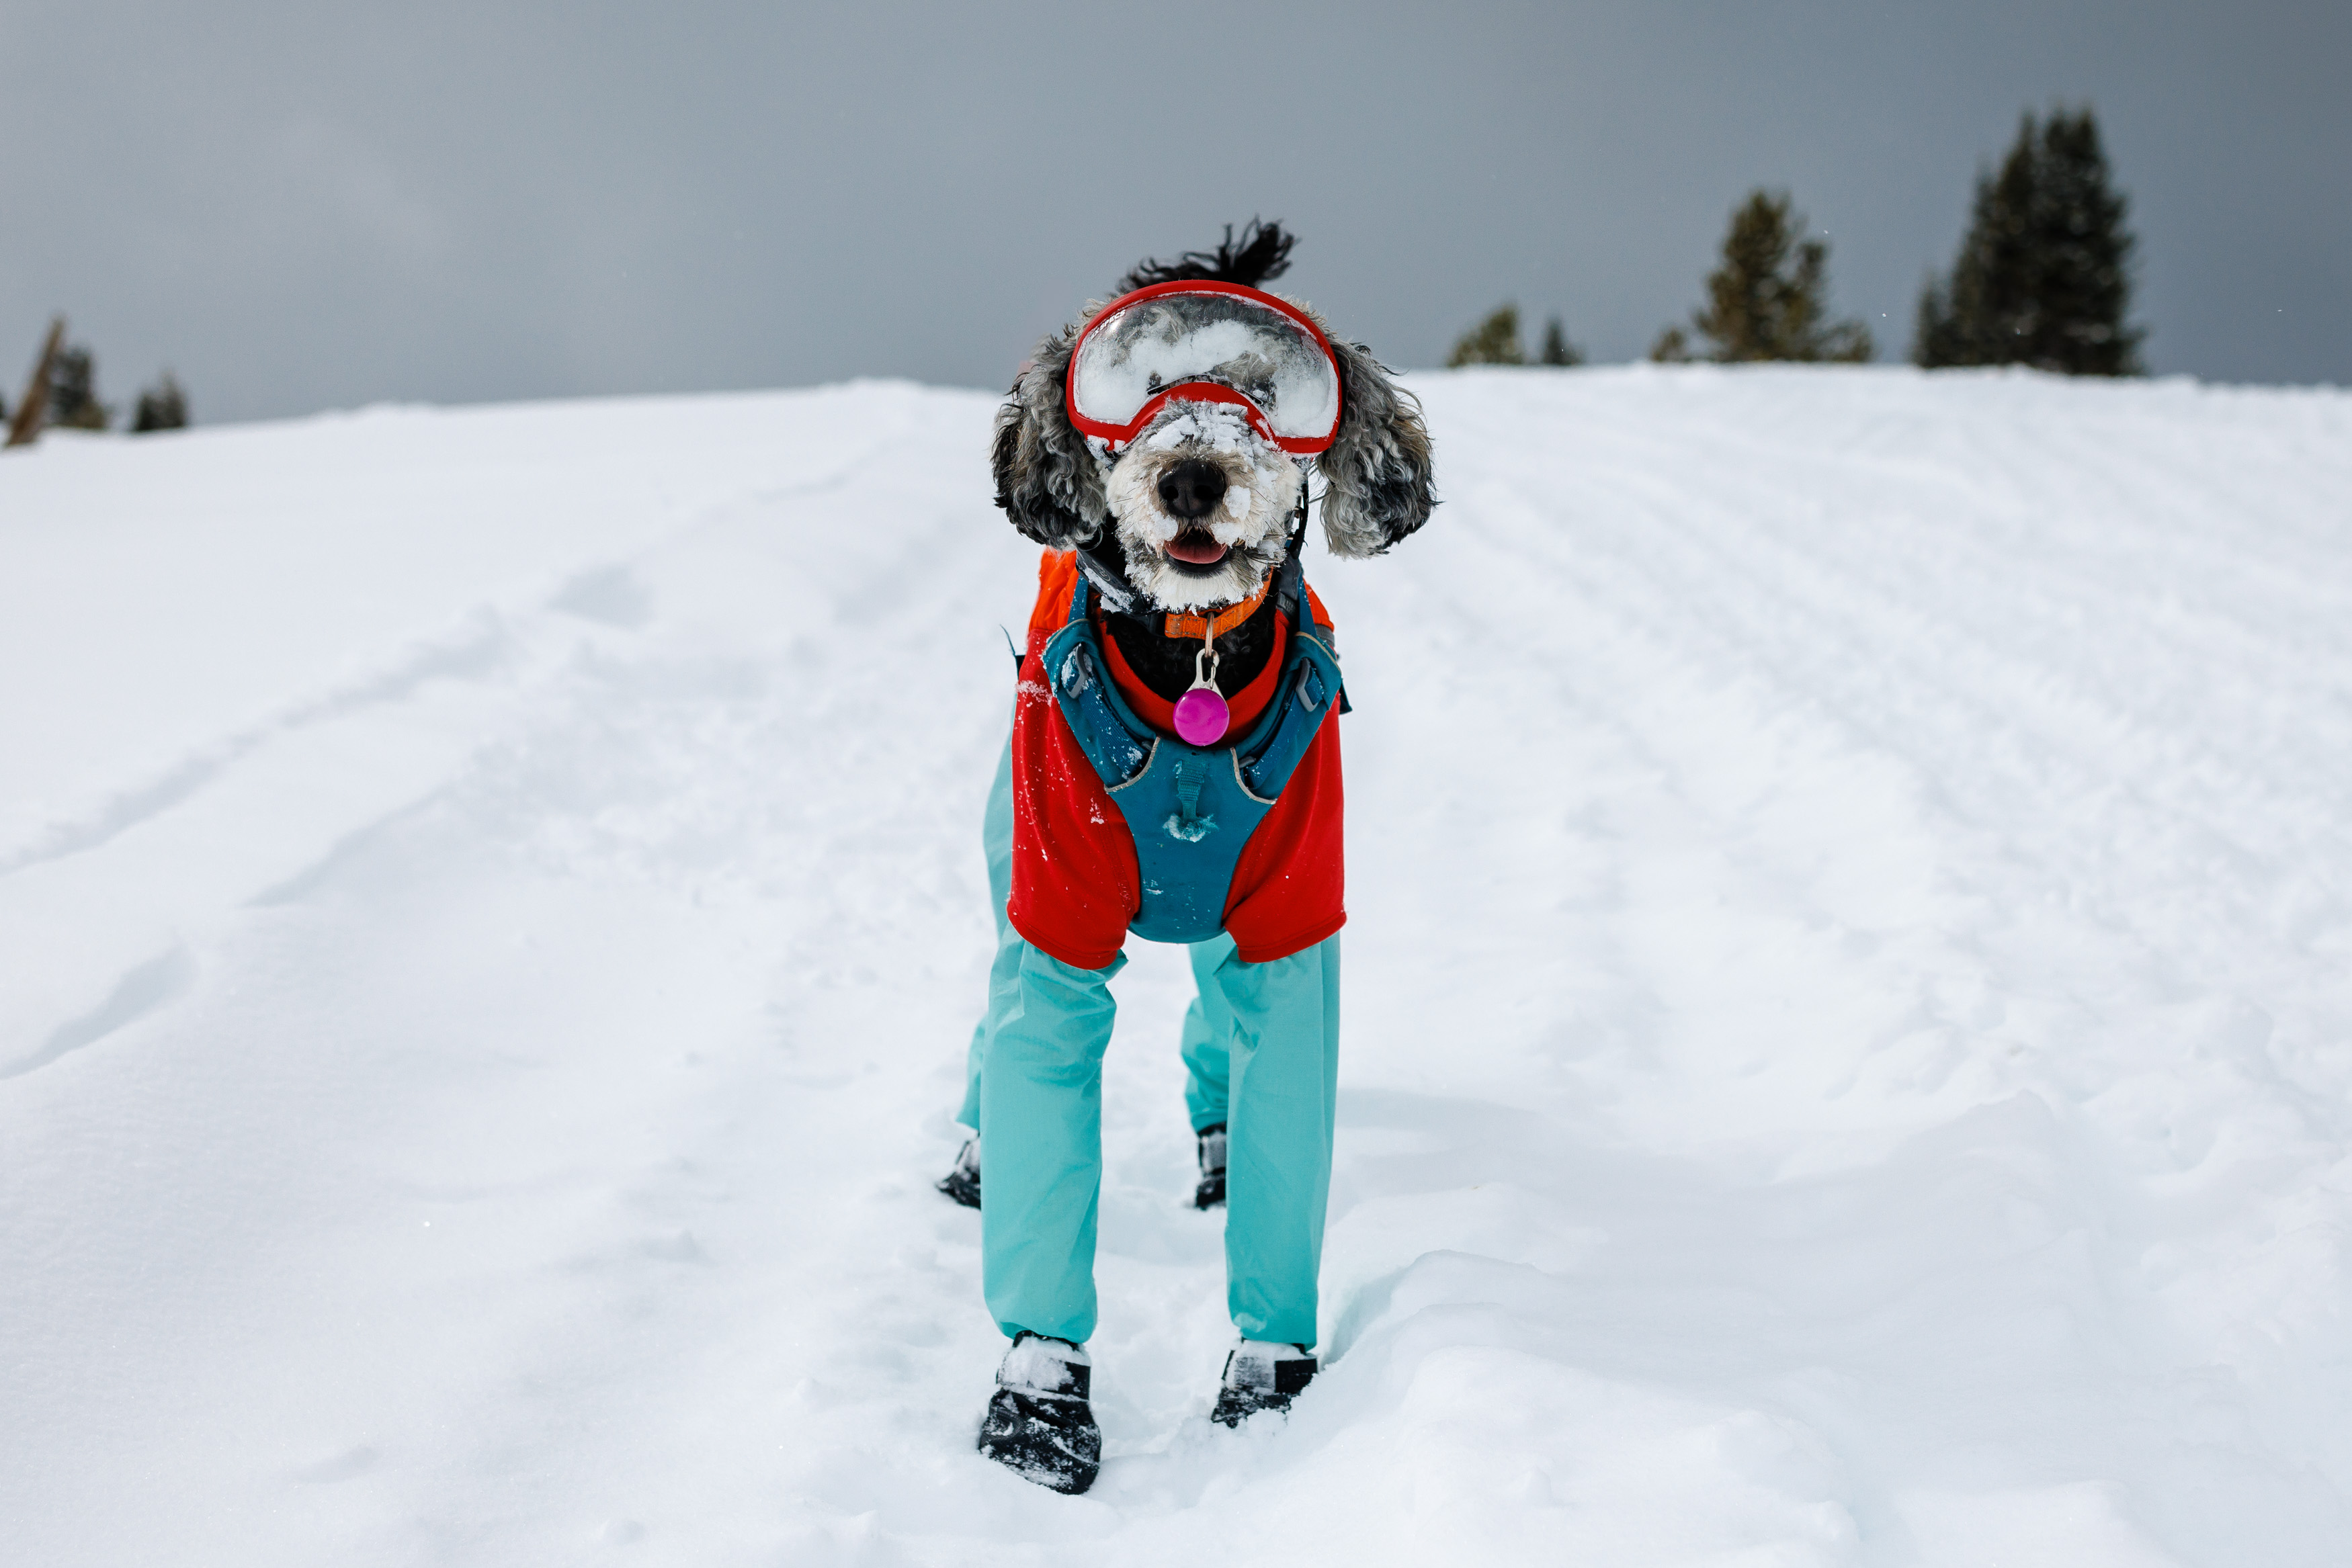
[[955, 222, 1433, 1494], [993, 222, 1433, 702]]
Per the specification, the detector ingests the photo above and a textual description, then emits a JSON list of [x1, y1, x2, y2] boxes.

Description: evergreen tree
[[1538, 316, 1583, 366], [1915, 108, 2143, 375], [1448, 303, 1525, 367], [48, 343, 110, 430], [1651, 191, 1872, 363], [132, 372, 190, 433]]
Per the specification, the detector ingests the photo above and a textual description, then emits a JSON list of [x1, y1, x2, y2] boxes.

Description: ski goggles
[[1065, 281, 1341, 455]]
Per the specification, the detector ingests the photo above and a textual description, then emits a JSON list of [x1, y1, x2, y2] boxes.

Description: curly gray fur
[[991, 310, 1109, 550], [1316, 334, 1435, 558]]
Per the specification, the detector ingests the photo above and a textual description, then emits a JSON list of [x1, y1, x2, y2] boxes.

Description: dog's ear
[[992, 319, 1109, 550], [1316, 335, 1435, 558]]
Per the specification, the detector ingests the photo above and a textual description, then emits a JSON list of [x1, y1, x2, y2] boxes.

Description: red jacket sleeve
[[1006, 554, 1136, 969], [1005, 635, 1140, 971]]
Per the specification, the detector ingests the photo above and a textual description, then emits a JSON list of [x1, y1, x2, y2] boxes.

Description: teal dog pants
[[960, 739, 1341, 1347]]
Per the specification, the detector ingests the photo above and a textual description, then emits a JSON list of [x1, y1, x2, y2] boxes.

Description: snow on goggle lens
[[1066, 282, 1341, 454]]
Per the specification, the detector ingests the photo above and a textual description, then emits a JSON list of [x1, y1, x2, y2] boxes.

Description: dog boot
[[937, 1135, 981, 1209], [1210, 1338, 1316, 1428], [1192, 1122, 1227, 1209], [978, 1332, 1101, 1493]]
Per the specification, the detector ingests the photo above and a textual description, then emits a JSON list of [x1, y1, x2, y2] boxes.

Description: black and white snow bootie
[[1211, 1339, 1316, 1427], [977, 1332, 1101, 1494], [949, 1132, 1218, 1211], [937, 1136, 981, 1209], [1193, 1123, 1227, 1209]]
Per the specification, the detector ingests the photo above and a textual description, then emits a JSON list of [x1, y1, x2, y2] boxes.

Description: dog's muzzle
[[1159, 462, 1232, 566]]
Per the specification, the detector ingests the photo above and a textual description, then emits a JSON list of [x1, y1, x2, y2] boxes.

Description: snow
[[4, 365, 2351, 1565], [999, 1334, 1091, 1395], [1141, 402, 1256, 453]]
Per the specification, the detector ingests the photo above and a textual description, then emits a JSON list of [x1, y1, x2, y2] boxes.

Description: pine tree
[[1915, 109, 2143, 375], [1538, 316, 1583, 366], [48, 344, 110, 430], [1652, 191, 1872, 363], [132, 372, 190, 433], [1448, 304, 1525, 367]]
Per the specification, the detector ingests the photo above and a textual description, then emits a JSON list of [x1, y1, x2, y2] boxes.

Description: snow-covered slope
[[4, 368, 2350, 1566]]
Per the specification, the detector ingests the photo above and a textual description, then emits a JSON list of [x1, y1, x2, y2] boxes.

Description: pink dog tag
[[1174, 686, 1230, 746], [1175, 638, 1230, 745]]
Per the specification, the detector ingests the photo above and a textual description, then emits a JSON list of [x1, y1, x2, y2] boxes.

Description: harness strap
[[1168, 754, 1214, 842]]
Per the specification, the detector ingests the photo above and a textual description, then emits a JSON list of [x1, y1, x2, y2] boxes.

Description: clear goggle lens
[[1066, 283, 1341, 453]]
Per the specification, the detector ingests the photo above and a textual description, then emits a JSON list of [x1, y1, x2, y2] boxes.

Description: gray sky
[[3, 1, 2345, 424]]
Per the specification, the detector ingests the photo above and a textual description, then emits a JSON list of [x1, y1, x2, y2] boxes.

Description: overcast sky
[[3, 1, 2345, 424]]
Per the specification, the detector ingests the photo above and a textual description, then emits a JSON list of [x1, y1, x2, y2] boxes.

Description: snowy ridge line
[[0, 382, 933, 857]]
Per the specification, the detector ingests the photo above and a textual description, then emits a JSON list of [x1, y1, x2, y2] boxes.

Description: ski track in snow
[[3, 368, 2350, 1565]]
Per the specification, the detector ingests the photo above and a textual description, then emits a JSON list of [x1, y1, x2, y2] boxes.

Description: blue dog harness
[[1041, 560, 1347, 945]]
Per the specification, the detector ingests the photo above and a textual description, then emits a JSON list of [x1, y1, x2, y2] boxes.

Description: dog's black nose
[[1158, 460, 1228, 521]]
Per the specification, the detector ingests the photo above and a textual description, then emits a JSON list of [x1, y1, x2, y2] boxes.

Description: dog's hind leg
[[1182, 934, 1241, 1207], [940, 732, 1020, 1210]]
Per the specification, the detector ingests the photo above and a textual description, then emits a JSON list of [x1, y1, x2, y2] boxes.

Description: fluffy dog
[[957, 222, 1434, 1495]]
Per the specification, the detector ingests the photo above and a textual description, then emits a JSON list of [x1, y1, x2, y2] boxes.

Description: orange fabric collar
[[1163, 573, 1273, 640]]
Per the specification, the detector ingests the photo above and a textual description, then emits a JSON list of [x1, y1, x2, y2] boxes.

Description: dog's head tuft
[[1114, 218, 1296, 294]]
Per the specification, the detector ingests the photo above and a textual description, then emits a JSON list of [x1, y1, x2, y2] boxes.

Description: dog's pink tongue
[[1166, 531, 1229, 566]]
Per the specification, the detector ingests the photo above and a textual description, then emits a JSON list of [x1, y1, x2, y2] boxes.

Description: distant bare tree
[[5, 318, 66, 449]]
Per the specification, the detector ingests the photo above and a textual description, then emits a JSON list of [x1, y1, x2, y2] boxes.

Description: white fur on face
[[1103, 401, 1303, 611]]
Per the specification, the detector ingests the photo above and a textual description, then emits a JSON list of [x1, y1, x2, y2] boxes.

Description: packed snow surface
[[5, 368, 2351, 1566]]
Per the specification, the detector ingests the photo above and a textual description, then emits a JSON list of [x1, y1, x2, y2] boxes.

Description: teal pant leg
[[956, 735, 1019, 1130], [1181, 934, 1238, 1131], [980, 941, 1127, 1343], [1208, 935, 1342, 1346]]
